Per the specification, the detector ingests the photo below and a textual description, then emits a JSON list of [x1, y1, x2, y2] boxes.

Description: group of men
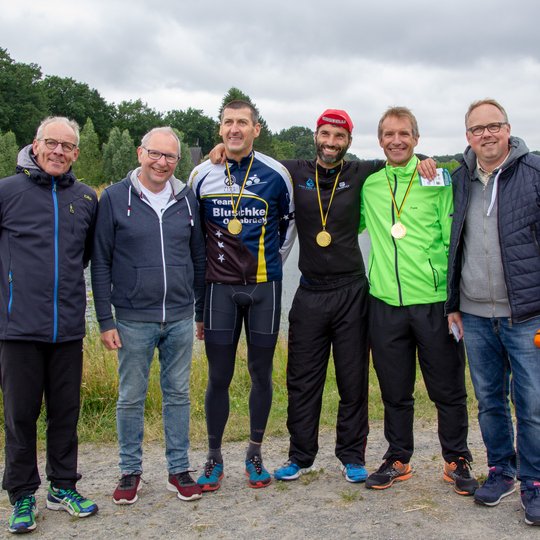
[[0, 97, 539, 534]]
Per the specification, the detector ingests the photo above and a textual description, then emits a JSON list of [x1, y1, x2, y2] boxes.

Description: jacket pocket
[[126, 266, 165, 309], [428, 258, 440, 292], [166, 264, 192, 307], [531, 223, 540, 255]]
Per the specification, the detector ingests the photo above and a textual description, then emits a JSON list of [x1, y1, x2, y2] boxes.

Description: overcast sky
[[2, 0, 540, 158]]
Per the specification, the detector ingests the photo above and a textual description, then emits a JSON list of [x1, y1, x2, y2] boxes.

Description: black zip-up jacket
[[446, 136, 540, 322], [0, 145, 97, 342]]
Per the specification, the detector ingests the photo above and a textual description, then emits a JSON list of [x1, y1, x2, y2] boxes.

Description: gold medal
[[391, 222, 407, 239], [227, 218, 242, 235], [316, 230, 332, 247]]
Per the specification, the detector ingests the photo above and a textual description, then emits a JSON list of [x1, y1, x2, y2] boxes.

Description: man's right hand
[[209, 143, 226, 164], [447, 312, 464, 341], [100, 328, 122, 350]]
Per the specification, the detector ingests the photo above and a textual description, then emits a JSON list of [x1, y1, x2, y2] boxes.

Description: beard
[[316, 141, 349, 165]]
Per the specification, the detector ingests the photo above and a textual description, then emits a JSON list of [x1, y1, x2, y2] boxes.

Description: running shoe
[[46, 485, 98, 517], [443, 457, 479, 496], [474, 466, 515, 506], [341, 463, 368, 483], [245, 455, 271, 488], [167, 471, 203, 501], [197, 459, 224, 492], [112, 474, 142, 505], [274, 460, 312, 481], [365, 460, 413, 490], [8, 495, 37, 534]]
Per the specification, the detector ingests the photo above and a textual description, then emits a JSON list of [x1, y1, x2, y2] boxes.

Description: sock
[[246, 440, 262, 461], [207, 448, 223, 464]]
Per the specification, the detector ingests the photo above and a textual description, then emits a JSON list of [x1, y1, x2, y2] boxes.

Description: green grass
[[0, 325, 478, 447]]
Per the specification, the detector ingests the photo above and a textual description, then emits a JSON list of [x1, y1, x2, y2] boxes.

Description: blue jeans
[[116, 318, 194, 475], [462, 313, 540, 483]]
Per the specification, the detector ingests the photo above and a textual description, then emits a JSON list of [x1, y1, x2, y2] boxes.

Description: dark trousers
[[287, 277, 369, 467], [369, 296, 471, 464], [0, 339, 83, 504]]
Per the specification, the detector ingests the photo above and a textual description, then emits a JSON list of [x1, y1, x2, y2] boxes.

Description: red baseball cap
[[316, 109, 354, 133]]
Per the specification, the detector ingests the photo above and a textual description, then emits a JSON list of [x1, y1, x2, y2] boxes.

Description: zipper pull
[[70, 203, 75, 214]]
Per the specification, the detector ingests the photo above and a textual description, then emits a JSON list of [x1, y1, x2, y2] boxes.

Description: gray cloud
[[2, 0, 540, 156]]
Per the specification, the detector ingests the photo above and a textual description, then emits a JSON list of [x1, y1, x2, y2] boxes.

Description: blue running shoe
[[46, 485, 98, 517], [342, 463, 368, 483], [8, 495, 37, 534], [521, 480, 540, 526], [274, 460, 312, 481], [197, 459, 224, 492], [474, 466, 515, 506], [245, 455, 271, 488]]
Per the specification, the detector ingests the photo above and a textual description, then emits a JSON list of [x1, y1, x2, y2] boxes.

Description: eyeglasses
[[40, 138, 77, 152], [143, 147, 180, 164], [467, 122, 508, 137]]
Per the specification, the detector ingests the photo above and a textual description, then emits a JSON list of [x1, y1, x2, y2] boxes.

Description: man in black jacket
[[0, 117, 98, 534], [446, 99, 540, 525]]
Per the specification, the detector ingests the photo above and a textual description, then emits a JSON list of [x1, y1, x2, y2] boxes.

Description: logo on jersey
[[246, 174, 264, 187], [303, 179, 315, 190], [224, 174, 235, 187]]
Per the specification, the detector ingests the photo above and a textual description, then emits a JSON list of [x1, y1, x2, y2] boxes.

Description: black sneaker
[[443, 457, 479, 496], [365, 460, 413, 490], [474, 466, 515, 506], [521, 480, 540, 526]]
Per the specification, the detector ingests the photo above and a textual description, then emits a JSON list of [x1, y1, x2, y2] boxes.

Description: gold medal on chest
[[316, 230, 332, 247], [391, 222, 407, 239], [228, 218, 242, 235]]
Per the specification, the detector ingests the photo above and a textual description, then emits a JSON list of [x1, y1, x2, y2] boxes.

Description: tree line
[[1, 47, 466, 185]]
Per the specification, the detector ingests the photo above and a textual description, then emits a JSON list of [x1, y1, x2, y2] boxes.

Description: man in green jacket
[[360, 106, 477, 496]]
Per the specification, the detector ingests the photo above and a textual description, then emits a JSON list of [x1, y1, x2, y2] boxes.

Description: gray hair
[[141, 127, 181, 156], [35, 116, 80, 145], [465, 98, 509, 126]]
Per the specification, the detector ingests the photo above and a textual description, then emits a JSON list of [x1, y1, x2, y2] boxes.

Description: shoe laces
[[249, 455, 264, 474], [453, 458, 472, 478], [14, 496, 34, 514], [176, 471, 196, 486], [118, 474, 139, 489], [55, 487, 85, 502], [204, 459, 218, 477], [376, 459, 396, 474]]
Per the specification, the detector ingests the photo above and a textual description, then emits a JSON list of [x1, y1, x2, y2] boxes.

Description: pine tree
[[102, 127, 137, 183], [73, 118, 103, 186], [0, 130, 19, 178]]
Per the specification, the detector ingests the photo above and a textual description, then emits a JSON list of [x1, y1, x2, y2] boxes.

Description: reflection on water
[[85, 232, 371, 332]]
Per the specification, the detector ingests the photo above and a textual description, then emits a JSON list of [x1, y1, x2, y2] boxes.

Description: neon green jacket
[[360, 157, 453, 307]]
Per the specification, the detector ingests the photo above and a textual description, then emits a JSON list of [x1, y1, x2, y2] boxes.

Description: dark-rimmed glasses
[[467, 122, 508, 137], [143, 147, 180, 164]]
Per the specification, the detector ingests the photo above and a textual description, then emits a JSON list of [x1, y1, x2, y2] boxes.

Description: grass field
[[11, 327, 476, 447]]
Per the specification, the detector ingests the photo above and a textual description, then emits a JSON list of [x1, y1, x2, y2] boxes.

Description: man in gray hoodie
[[446, 99, 540, 526], [91, 127, 206, 505]]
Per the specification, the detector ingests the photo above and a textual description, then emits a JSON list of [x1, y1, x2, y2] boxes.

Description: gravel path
[[1, 421, 537, 539]]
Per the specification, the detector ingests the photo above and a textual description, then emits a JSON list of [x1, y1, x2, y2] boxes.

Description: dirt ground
[[0, 421, 537, 539]]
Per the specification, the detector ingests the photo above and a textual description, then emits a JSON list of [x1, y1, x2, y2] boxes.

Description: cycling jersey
[[190, 152, 295, 285]]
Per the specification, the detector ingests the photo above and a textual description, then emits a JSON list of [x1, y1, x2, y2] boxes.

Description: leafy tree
[[102, 127, 137, 183], [271, 139, 295, 160], [164, 108, 218, 155], [39, 75, 114, 144], [274, 126, 315, 159], [73, 118, 103, 186], [219, 88, 274, 155], [0, 48, 48, 145], [113, 100, 162, 146], [0, 130, 19, 178]]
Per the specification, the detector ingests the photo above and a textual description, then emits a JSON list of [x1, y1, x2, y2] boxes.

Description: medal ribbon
[[385, 158, 419, 222], [315, 160, 343, 232], [225, 153, 255, 219]]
